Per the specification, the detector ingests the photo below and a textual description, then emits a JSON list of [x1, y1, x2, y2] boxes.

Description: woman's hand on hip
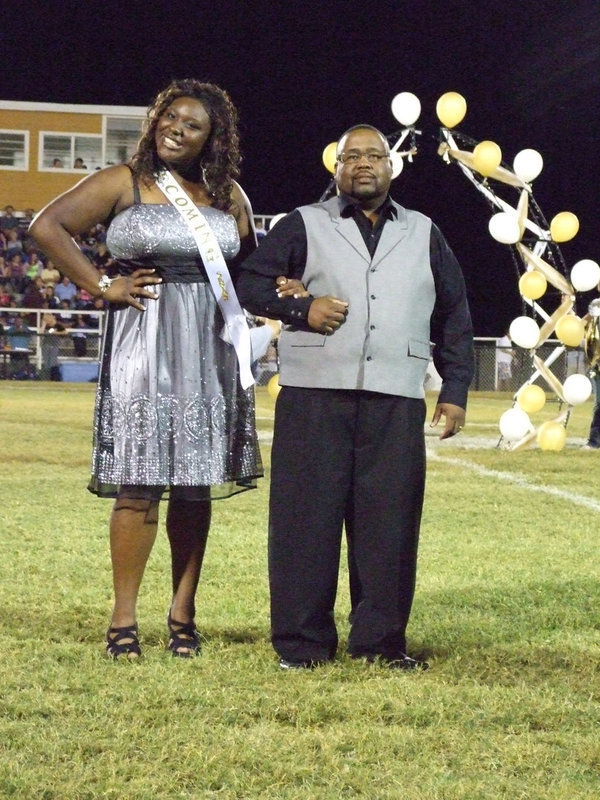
[[102, 269, 163, 311]]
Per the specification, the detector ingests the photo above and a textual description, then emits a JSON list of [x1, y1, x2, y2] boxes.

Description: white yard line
[[258, 424, 600, 512], [427, 449, 600, 513]]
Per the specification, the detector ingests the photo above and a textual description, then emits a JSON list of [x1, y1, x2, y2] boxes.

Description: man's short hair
[[336, 125, 390, 155]]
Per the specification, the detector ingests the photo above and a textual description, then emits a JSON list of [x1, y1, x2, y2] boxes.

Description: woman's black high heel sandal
[[167, 613, 201, 658], [105, 624, 142, 660]]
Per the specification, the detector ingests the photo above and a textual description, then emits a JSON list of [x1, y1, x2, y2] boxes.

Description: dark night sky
[[2, 0, 599, 335]]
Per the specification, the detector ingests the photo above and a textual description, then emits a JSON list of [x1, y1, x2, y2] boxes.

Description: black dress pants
[[269, 386, 426, 662]]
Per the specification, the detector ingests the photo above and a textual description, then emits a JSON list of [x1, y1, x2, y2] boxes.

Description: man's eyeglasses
[[337, 151, 389, 164]]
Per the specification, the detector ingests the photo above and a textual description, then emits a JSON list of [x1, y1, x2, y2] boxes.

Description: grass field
[[0, 382, 598, 799]]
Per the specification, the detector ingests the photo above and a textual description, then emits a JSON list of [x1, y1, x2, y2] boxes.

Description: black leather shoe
[[279, 657, 323, 670], [384, 654, 429, 671]]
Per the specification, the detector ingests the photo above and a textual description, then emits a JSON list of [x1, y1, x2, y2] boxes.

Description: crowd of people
[[0, 206, 110, 377], [0, 203, 111, 320]]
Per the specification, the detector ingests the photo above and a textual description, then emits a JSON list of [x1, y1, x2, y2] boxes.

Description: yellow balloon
[[555, 314, 585, 347], [550, 211, 579, 243], [518, 270, 547, 300], [516, 384, 546, 414], [536, 420, 566, 452], [322, 141, 338, 174], [267, 373, 281, 400], [435, 92, 467, 128], [472, 140, 502, 177]]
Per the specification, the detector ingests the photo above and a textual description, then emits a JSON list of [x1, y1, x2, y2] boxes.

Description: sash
[[155, 168, 254, 389]]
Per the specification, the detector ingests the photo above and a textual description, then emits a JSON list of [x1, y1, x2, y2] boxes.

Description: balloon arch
[[305, 90, 598, 453]]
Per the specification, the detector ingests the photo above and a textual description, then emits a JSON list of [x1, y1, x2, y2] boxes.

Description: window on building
[[38, 117, 144, 172], [104, 117, 144, 165], [0, 130, 28, 170], [40, 133, 103, 171]]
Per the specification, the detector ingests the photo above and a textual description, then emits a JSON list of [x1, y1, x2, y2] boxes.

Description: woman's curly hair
[[129, 79, 241, 211]]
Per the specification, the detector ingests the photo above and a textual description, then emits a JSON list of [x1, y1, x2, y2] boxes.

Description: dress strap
[[104, 165, 141, 227], [130, 169, 141, 205]]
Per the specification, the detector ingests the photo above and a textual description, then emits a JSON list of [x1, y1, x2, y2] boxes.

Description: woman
[[30, 79, 276, 659]]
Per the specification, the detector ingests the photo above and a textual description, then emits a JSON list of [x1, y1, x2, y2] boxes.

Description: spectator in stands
[[1, 304, 18, 325], [70, 314, 88, 356], [0, 255, 9, 287], [92, 240, 114, 270], [86, 295, 106, 328], [74, 157, 87, 169], [5, 229, 24, 261], [42, 284, 60, 309], [6, 315, 34, 378], [80, 235, 97, 262], [39, 312, 67, 380], [41, 259, 61, 288], [51, 158, 64, 168], [7, 254, 26, 295], [90, 222, 107, 244], [0, 205, 20, 232], [57, 298, 75, 327], [18, 208, 35, 233], [75, 288, 94, 309], [54, 275, 78, 305], [19, 209, 37, 251], [25, 251, 44, 282], [22, 276, 46, 321]]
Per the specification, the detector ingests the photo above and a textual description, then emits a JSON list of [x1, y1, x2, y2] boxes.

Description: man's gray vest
[[278, 196, 436, 398]]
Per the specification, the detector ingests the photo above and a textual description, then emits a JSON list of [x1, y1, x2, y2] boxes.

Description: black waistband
[[109, 259, 208, 284]]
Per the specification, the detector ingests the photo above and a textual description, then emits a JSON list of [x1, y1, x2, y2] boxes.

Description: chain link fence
[[473, 338, 587, 393], [0, 309, 588, 390]]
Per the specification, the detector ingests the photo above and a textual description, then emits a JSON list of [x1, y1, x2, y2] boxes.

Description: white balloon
[[570, 259, 600, 292], [390, 92, 421, 126], [509, 316, 540, 349], [499, 407, 532, 441], [562, 373, 593, 405], [513, 149, 544, 183], [268, 213, 287, 230], [488, 212, 522, 244], [390, 152, 404, 179]]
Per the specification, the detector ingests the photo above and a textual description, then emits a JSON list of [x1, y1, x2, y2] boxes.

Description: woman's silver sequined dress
[[88, 202, 263, 500]]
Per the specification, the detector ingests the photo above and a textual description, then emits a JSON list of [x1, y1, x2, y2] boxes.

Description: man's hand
[[307, 296, 349, 334], [430, 402, 466, 440]]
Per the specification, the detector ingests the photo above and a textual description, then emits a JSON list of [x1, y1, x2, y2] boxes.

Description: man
[[0, 205, 20, 233], [495, 330, 514, 391], [582, 294, 600, 450], [237, 125, 474, 670], [54, 275, 79, 305]]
